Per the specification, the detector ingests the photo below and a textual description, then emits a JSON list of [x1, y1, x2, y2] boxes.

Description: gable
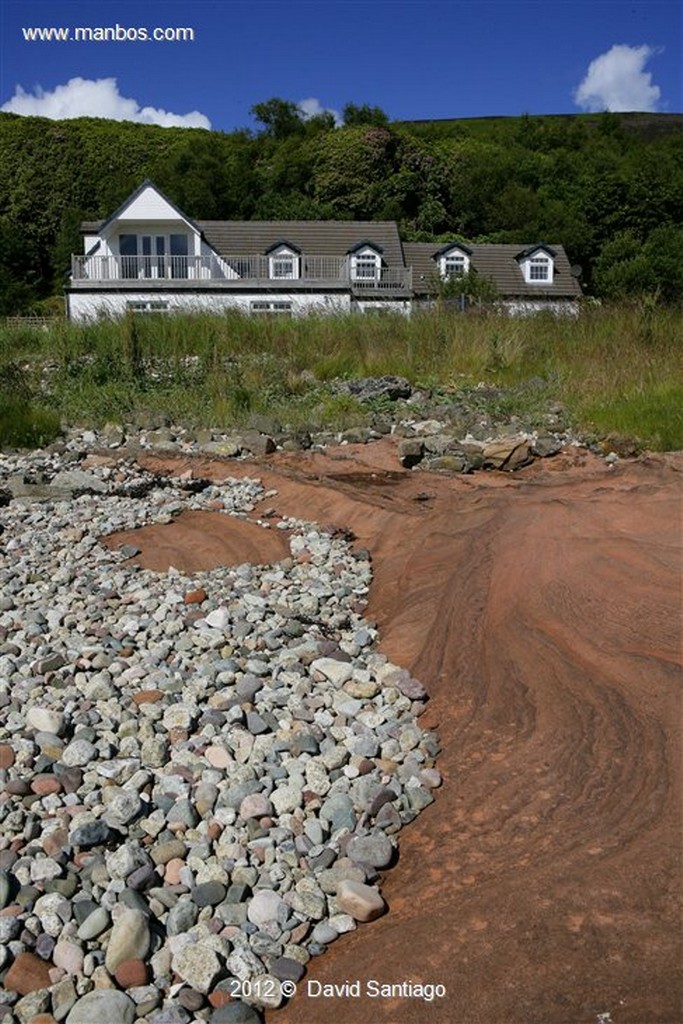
[[97, 180, 201, 234]]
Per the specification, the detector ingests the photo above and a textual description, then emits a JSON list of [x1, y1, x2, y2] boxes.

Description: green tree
[[342, 103, 389, 127], [250, 99, 305, 140]]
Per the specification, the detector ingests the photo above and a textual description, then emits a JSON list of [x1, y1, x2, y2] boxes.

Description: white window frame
[[523, 252, 554, 284], [126, 300, 169, 313], [439, 248, 470, 280], [250, 300, 293, 316], [268, 245, 300, 280], [350, 247, 381, 282]]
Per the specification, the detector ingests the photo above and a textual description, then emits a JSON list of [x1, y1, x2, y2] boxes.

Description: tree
[[250, 99, 305, 140], [342, 103, 389, 128], [593, 225, 683, 302]]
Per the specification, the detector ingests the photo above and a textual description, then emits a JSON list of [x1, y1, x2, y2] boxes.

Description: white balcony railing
[[71, 255, 412, 292]]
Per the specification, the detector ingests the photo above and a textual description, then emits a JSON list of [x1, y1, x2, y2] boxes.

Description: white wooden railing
[[71, 255, 412, 291]]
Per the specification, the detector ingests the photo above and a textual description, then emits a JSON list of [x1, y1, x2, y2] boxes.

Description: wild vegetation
[[0, 104, 681, 313], [1, 303, 680, 451]]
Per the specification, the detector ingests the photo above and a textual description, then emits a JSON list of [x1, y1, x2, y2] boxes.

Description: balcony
[[70, 255, 412, 295]]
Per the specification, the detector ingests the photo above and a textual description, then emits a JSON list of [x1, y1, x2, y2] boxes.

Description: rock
[[76, 906, 110, 941], [51, 469, 108, 493], [398, 438, 424, 468], [311, 657, 354, 686], [191, 881, 226, 907], [247, 889, 287, 928], [115, 959, 149, 989], [66, 991, 136, 1024], [104, 908, 150, 973], [27, 708, 65, 736], [320, 793, 356, 833], [483, 437, 533, 471], [335, 879, 386, 922], [271, 783, 303, 815], [346, 833, 395, 868], [4, 951, 53, 994], [337, 376, 411, 403], [61, 739, 97, 767], [172, 941, 222, 994], [14, 990, 51, 1024], [239, 794, 274, 820], [68, 818, 110, 847], [53, 940, 84, 975]]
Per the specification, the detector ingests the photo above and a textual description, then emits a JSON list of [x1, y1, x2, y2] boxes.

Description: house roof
[[197, 221, 405, 267], [403, 242, 582, 298]]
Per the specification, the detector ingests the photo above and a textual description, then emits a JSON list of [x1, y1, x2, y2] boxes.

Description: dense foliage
[[0, 106, 681, 313]]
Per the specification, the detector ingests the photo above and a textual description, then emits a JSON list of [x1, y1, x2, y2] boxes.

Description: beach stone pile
[[0, 449, 439, 1022]]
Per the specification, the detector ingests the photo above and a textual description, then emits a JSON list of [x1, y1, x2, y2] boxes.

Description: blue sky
[[0, 1, 681, 131]]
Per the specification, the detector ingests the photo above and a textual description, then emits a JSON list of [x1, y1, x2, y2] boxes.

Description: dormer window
[[518, 246, 556, 285], [529, 255, 551, 281], [435, 243, 472, 281], [266, 242, 301, 280], [348, 242, 383, 282]]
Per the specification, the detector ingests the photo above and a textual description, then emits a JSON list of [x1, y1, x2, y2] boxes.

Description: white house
[[66, 181, 582, 320]]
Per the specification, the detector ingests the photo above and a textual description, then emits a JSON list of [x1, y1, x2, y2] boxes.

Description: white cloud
[[1, 76, 211, 128], [573, 44, 662, 112], [297, 96, 341, 125]]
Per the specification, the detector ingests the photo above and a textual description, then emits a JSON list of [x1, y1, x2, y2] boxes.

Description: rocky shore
[[0, 442, 439, 1024]]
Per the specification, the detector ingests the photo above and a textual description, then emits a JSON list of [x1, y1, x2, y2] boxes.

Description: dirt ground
[[123, 440, 681, 1024]]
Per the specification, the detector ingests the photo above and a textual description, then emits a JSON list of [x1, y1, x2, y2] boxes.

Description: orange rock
[[184, 587, 208, 604], [131, 690, 163, 705], [4, 951, 53, 994], [0, 743, 15, 769], [115, 958, 149, 989]]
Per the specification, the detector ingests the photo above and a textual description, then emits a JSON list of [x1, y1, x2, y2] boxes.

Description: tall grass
[[1, 303, 681, 449]]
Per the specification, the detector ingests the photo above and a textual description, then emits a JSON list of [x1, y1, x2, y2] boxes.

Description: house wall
[[66, 290, 352, 321], [115, 185, 190, 223], [500, 299, 580, 318]]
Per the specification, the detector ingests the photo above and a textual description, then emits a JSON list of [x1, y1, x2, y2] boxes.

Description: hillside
[[0, 108, 681, 313]]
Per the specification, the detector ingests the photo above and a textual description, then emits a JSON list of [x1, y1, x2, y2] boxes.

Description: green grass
[[1, 303, 681, 450]]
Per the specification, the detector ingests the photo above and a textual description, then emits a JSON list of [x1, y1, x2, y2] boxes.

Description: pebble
[[65, 990, 136, 1024], [0, 452, 438, 1020], [335, 879, 387, 922], [104, 909, 150, 973]]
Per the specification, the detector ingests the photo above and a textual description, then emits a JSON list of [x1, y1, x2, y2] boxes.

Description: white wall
[[67, 290, 352, 321]]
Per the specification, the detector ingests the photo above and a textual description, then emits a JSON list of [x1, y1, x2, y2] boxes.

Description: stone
[[4, 951, 53, 994], [104, 908, 150, 973], [76, 906, 110, 941], [270, 783, 303, 815], [61, 739, 97, 767], [191, 881, 226, 908], [346, 833, 394, 868], [310, 657, 354, 686], [115, 959, 149, 989], [239, 793, 274, 820], [53, 941, 84, 976], [13, 990, 51, 1024], [398, 438, 424, 468], [483, 437, 532, 471], [68, 818, 110, 847], [172, 941, 222, 994], [247, 889, 286, 928], [27, 708, 65, 736], [65, 991, 136, 1024], [335, 879, 386, 922]]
